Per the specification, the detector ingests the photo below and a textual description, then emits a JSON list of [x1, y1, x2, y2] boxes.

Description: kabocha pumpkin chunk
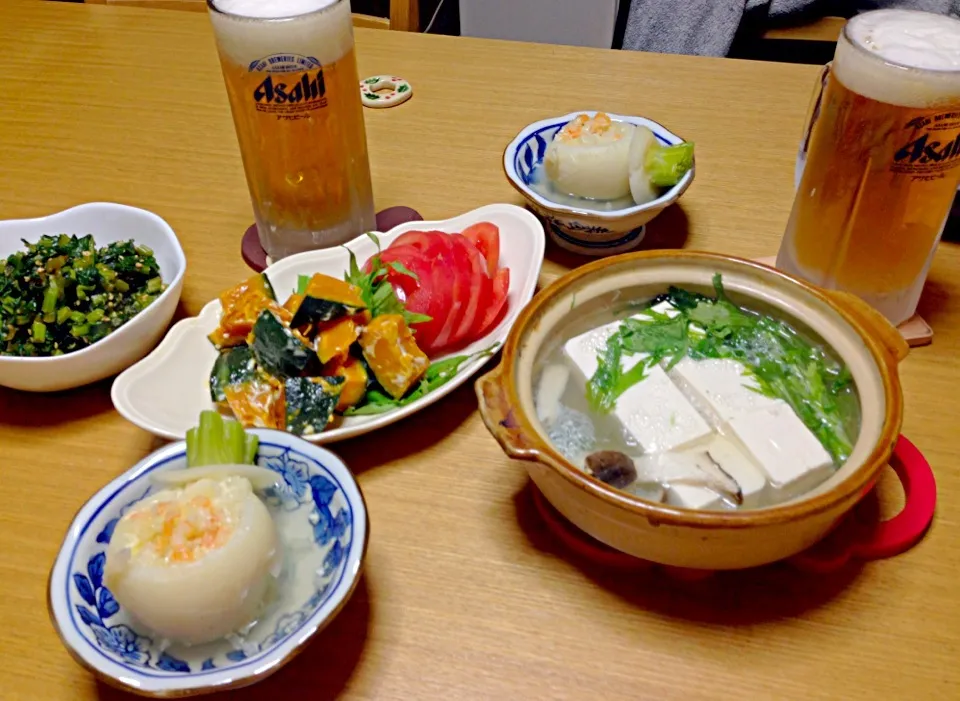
[[251, 309, 319, 378], [223, 371, 285, 429], [282, 293, 315, 336], [327, 356, 369, 411], [209, 345, 257, 403], [359, 314, 429, 399], [290, 274, 367, 327], [317, 316, 361, 364], [285, 376, 344, 436], [283, 293, 304, 314], [209, 273, 283, 348]]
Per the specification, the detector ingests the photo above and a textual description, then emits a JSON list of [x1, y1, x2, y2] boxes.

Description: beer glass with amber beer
[[208, 0, 376, 260], [776, 9, 960, 325]]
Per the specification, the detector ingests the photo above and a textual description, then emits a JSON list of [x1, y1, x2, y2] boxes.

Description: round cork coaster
[[241, 206, 424, 272]]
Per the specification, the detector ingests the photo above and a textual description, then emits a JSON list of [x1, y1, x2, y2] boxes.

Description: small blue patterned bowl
[[47, 430, 368, 697], [503, 111, 695, 256]]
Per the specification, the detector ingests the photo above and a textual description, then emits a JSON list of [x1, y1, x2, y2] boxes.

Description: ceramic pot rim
[[495, 250, 904, 530]]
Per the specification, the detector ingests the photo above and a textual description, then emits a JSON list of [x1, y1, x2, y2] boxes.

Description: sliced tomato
[[375, 247, 445, 350], [365, 244, 423, 298], [390, 230, 449, 254], [430, 233, 471, 351], [476, 268, 510, 337], [462, 222, 500, 278], [449, 234, 490, 347]]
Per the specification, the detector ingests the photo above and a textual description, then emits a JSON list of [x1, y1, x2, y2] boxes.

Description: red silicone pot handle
[[851, 435, 936, 558], [789, 435, 936, 573]]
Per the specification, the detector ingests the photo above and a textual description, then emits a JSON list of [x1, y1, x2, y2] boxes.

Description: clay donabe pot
[[475, 251, 906, 570]]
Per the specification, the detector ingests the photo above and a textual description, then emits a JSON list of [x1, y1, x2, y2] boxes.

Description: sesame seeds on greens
[[0, 234, 166, 357]]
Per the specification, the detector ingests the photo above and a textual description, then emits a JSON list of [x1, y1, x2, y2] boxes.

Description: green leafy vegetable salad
[[0, 235, 166, 357]]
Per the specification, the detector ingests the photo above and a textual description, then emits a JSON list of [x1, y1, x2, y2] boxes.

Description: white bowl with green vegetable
[[0, 203, 185, 392], [504, 111, 695, 256], [111, 203, 544, 443]]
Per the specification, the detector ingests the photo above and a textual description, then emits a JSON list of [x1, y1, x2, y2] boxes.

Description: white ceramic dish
[[48, 429, 368, 697], [0, 203, 186, 392], [504, 111, 695, 257], [111, 203, 545, 443]]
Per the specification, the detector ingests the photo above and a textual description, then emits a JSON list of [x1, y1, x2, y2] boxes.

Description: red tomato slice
[[375, 247, 445, 350], [476, 268, 510, 337], [390, 230, 449, 253], [448, 234, 489, 347], [368, 245, 423, 298], [430, 233, 472, 351], [462, 222, 500, 278]]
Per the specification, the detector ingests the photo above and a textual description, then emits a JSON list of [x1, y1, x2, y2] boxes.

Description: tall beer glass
[[776, 10, 960, 325], [208, 0, 376, 260]]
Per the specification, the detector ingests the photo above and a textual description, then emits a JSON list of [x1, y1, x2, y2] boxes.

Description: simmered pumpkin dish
[[207, 233, 505, 436]]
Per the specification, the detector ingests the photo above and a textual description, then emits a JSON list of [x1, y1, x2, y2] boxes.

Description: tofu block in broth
[[565, 340, 712, 453], [668, 357, 785, 425], [635, 435, 768, 510], [727, 404, 834, 496], [538, 278, 857, 512]]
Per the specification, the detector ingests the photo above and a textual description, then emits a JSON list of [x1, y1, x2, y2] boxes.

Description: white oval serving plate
[[48, 429, 368, 697], [111, 203, 545, 443]]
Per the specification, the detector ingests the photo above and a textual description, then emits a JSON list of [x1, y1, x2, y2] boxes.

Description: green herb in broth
[[587, 274, 855, 464]]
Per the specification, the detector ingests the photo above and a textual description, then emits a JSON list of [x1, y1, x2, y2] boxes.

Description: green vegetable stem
[[345, 344, 500, 416], [646, 142, 695, 188], [186, 410, 259, 467]]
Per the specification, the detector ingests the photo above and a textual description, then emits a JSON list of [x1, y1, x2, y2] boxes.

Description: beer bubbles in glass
[[776, 9, 960, 325], [208, 0, 376, 261]]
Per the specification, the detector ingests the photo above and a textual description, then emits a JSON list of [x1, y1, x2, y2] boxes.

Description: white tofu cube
[[669, 357, 784, 424], [635, 453, 724, 510], [637, 441, 766, 510], [562, 321, 621, 379], [641, 301, 681, 319], [667, 484, 724, 510], [614, 366, 712, 452], [694, 436, 768, 509], [535, 364, 570, 426], [727, 405, 833, 495], [563, 319, 712, 454]]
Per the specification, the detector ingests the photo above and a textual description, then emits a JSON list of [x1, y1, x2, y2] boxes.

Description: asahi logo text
[[253, 69, 326, 105], [894, 133, 960, 165], [892, 111, 960, 177], [248, 53, 328, 117]]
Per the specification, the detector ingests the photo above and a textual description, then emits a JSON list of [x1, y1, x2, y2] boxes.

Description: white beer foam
[[837, 10, 960, 108], [212, 0, 337, 18], [210, 0, 352, 67]]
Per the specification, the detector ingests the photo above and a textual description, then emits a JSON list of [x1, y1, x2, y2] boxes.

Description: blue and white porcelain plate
[[48, 429, 368, 697]]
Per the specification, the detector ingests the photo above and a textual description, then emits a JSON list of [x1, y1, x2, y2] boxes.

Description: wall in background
[[458, 0, 620, 48]]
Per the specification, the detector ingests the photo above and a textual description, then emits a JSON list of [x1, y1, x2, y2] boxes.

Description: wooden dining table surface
[[3, 1, 960, 699]]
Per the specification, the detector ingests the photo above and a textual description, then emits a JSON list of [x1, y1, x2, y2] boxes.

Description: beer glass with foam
[[208, 0, 376, 260], [776, 9, 960, 325]]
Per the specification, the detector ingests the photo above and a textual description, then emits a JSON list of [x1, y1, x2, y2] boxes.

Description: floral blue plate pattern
[[48, 429, 368, 697], [503, 111, 695, 257]]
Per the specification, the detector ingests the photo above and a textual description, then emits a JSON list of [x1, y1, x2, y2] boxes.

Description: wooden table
[[2, 1, 959, 699]]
